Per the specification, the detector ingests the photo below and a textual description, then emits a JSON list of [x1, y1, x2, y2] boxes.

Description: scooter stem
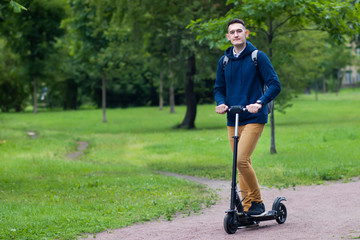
[[234, 113, 239, 137]]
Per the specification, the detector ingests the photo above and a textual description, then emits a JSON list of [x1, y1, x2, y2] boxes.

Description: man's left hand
[[246, 103, 262, 113]]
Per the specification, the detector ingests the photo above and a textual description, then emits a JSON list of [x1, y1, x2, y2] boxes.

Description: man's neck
[[234, 44, 246, 54]]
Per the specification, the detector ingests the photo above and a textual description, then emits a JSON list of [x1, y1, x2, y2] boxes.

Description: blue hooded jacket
[[215, 41, 281, 126]]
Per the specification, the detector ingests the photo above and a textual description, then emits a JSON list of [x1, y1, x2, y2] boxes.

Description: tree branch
[[272, 14, 297, 34], [250, 26, 269, 38]]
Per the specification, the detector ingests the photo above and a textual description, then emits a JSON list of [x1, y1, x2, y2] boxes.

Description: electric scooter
[[223, 106, 287, 234]]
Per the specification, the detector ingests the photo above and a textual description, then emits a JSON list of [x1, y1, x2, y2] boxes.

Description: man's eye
[[229, 29, 242, 35]]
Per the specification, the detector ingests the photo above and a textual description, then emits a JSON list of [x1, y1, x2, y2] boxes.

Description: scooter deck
[[237, 210, 277, 224]]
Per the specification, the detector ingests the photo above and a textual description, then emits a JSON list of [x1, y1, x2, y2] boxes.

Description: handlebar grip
[[227, 106, 246, 114]]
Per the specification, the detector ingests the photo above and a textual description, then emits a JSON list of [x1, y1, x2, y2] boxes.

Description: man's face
[[226, 23, 249, 48]]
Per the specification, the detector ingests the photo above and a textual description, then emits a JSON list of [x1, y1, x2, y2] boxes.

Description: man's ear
[[245, 30, 250, 38], [226, 33, 231, 41]]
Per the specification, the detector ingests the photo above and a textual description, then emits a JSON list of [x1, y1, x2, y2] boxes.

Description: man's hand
[[215, 104, 229, 114], [246, 103, 262, 113]]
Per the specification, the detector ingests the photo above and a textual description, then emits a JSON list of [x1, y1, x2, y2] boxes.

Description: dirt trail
[[67, 141, 89, 159], [81, 173, 360, 240]]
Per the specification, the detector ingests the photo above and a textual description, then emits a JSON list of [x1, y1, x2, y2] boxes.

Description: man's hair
[[227, 19, 246, 31]]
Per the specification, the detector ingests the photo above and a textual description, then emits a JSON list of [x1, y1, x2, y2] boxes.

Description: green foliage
[[140, 0, 227, 106], [45, 0, 227, 111], [276, 31, 352, 94], [188, 0, 360, 111], [0, 0, 66, 113], [57, 0, 160, 109], [2, 0, 65, 62], [8, 0, 26, 12], [224, 0, 360, 42], [0, 0, 26, 18], [0, 0, 359, 117], [0, 38, 28, 112]]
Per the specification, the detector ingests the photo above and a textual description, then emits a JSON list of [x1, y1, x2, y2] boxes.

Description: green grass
[[255, 91, 360, 187], [0, 89, 360, 239], [0, 110, 216, 239], [146, 90, 360, 187]]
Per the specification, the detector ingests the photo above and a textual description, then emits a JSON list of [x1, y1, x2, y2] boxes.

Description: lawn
[[0, 89, 359, 239]]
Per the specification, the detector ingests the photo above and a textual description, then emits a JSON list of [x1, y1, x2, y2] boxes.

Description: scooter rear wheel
[[275, 202, 287, 224], [224, 213, 238, 234]]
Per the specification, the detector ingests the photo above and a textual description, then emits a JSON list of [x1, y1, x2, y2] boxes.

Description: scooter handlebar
[[227, 106, 246, 114]]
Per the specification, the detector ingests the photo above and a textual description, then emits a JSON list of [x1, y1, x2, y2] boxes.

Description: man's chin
[[233, 42, 245, 47]]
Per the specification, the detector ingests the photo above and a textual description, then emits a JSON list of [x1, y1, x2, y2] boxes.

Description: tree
[[280, 31, 352, 96], [178, 1, 227, 128], [64, 0, 128, 121], [143, 0, 226, 128], [1, 0, 65, 114], [0, 38, 28, 112], [43, 35, 90, 110], [64, 0, 109, 121], [63, 0, 156, 120], [190, 0, 360, 153]]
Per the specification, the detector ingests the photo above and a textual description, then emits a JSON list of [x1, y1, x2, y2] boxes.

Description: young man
[[214, 19, 281, 216]]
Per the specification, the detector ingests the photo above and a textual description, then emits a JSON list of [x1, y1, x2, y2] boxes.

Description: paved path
[[81, 172, 360, 240]]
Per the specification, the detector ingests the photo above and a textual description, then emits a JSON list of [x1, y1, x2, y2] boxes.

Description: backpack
[[222, 50, 274, 114]]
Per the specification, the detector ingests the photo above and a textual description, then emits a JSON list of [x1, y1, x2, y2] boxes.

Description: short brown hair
[[227, 19, 246, 31]]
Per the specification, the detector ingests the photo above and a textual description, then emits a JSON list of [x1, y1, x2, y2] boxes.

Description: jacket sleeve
[[257, 51, 281, 104], [214, 56, 227, 106]]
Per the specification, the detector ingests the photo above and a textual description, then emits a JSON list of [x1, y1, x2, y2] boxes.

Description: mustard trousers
[[227, 123, 265, 211]]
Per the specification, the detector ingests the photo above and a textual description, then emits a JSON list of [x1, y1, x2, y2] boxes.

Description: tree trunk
[[169, 78, 175, 113], [33, 77, 38, 114], [270, 108, 277, 154], [70, 79, 78, 110], [179, 54, 197, 129], [268, 19, 277, 154], [159, 71, 164, 111], [314, 80, 319, 101], [168, 58, 175, 114], [169, 36, 176, 114], [63, 79, 78, 110], [102, 71, 107, 123], [336, 70, 342, 96]]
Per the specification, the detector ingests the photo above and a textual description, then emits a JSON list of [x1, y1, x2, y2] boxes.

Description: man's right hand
[[215, 104, 228, 114]]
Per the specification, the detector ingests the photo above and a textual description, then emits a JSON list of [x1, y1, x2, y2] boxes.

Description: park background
[[0, 0, 360, 239]]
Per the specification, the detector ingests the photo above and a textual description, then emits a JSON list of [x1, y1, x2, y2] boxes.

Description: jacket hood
[[224, 41, 257, 60]]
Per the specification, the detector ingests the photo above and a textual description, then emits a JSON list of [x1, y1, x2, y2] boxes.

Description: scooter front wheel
[[224, 213, 238, 234], [275, 202, 287, 224]]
